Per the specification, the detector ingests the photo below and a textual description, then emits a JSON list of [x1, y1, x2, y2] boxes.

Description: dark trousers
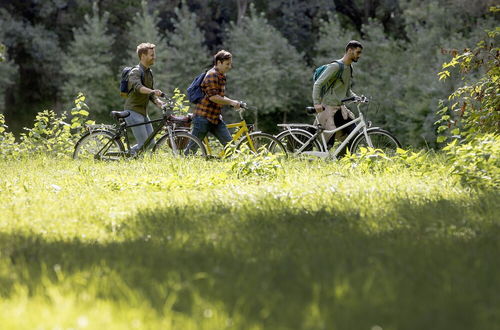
[[187, 115, 232, 153]]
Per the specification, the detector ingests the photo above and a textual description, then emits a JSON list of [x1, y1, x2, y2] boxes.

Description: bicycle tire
[[153, 131, 207, 159], [73, 130, 125, 160], [348, 129, 401, 156], [275, 129, 323, 155], [236, 132, 288, 157]]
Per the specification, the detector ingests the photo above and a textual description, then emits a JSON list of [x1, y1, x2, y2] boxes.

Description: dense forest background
[[0, 0, 497, 147]]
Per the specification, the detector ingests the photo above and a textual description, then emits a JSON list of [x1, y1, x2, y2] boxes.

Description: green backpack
[[312, 60, 352, 98]]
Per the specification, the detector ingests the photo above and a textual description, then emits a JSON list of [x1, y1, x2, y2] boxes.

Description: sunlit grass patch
[[0, 154, 499, 329]]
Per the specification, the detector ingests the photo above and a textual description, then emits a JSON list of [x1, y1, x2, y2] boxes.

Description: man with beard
[[312, 40, 363, 151], [123, 43, 165, 154]]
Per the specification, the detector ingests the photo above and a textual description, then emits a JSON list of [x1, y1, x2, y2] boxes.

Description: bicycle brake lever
[[239, 101, 248, 109]]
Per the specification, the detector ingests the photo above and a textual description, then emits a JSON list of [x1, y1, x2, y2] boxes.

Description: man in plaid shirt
[[189, 50, 241, 150]]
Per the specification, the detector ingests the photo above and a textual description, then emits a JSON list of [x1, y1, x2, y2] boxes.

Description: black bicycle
[[73, 97, 207, 160]]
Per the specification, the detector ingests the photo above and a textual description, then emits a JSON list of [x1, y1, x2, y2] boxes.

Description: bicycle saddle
[[169, 113, 193, 124], [110, 110, 131, 119]]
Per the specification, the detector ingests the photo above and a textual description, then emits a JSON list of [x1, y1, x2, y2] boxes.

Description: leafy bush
[[435, 19, 499, 190], [443, 133, 500, 190], [436, 22, 499, 142], [170, 88, 190, 114], [19, 93, 93, 157], [340, 147, 441, 175], [0, 113, 21, 158], [230, 144, 283, 179], [0, 93, 94, 158]]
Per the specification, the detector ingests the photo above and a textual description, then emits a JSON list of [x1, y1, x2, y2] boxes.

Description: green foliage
[[229, 143, 283, 178], [7, 93, 93, 157], [61, 2, 119, 116], [313, 15, 358, 66], [0, 113, 20, 158], [170, 88, 190, 114], [436, 26, 500, 143], [227, 5, 310, 123], [165, 2, 209, 94], [18, 110, 74, 156], [340, 147, 444, 176], [443, 134, 500, 190], [433, 15, 499, 189]]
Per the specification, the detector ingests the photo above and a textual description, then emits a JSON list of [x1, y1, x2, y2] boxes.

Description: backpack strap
[[321, 60, 344, 98], [136, 65, 145, 87], [128, 65, 146, 94]]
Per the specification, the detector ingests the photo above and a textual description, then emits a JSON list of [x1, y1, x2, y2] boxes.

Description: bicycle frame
[[90, 112, 183, 159], [278, 102, 374, 159], [202, 110, 256, 157]]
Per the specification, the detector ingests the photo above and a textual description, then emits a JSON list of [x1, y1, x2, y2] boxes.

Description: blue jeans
[[124, 110, 155, 154], [188, 115, 232, 152]]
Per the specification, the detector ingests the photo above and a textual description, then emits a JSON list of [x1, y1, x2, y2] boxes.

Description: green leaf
[[437, 135, 447, 143], [437, 125, 448, 133]]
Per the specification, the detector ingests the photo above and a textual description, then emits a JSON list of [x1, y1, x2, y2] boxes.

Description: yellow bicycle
[[202, 104, 287, 158]]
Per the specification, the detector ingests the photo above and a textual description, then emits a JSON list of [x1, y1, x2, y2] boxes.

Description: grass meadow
[[0, 154, 499, 329]]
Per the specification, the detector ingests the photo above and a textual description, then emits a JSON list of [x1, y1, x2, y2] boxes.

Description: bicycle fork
[[166, 126, 180, 155]]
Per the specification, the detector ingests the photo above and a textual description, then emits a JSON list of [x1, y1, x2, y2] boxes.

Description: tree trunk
[[236, 0, 249, 25]]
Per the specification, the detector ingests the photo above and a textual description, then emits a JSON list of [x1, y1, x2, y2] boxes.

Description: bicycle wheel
[[349, 129, 401, 156], [236, 132, 288, 157], [276, 129, 323, 155], [73, 130, 125, 160], [153, 131, 207, 159]]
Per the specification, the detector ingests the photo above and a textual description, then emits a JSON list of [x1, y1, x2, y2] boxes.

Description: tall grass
[[0, 154, 499, 329]]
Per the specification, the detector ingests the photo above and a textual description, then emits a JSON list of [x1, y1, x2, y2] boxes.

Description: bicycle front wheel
[[349, 129, 401, 156], [153, 131, 207, 159], [73, 130, 125, 160], [276, 129, 323, 155], [236, 132, 288, 157]]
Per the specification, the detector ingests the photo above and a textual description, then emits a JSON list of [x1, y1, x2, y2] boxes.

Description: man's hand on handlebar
[[314, 104, 324, 113], [149, 89, 164, 97], [231, 100, 241, 109], [341, 95, 368, 104]]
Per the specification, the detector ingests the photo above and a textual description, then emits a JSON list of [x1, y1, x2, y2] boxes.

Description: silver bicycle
[[276, 95, 401, 159]]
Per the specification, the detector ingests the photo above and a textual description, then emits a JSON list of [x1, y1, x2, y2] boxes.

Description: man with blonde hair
[[123, 42, 165, 153]]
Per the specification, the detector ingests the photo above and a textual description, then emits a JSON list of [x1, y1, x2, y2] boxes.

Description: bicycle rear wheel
[[73, 130, 125, 160], [236, 132, 287, 157], [153, 131, 207, 159], [349, 129, 401, 156], [276, 129, 323, 155]]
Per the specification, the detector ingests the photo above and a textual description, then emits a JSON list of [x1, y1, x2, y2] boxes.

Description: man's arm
[[204, 72, 240, 109], [208, 95, 240, 108], [129, 68, 163, 98]]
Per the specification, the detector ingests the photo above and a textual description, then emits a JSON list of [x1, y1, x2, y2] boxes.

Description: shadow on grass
[[1, 191, 499, 329]]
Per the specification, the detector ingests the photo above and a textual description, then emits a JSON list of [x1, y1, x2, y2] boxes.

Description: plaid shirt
[[194, 67, 226, 124]]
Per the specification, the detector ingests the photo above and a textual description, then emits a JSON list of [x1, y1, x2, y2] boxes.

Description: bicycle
[[185, 102, 287, 158], [73, 97, 207, 160], [275, 95, 401, 159]]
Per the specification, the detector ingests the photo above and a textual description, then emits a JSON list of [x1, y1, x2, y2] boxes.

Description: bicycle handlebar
[[341, 95, 369, 103]]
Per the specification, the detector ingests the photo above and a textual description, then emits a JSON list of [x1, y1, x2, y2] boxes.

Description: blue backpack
[[120, 65, 144, 98], [186, 71, 207, 104], [313, 60, 352, 98]]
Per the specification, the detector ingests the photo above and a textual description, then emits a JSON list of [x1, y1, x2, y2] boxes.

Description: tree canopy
[[0, 0, 497, 146]]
